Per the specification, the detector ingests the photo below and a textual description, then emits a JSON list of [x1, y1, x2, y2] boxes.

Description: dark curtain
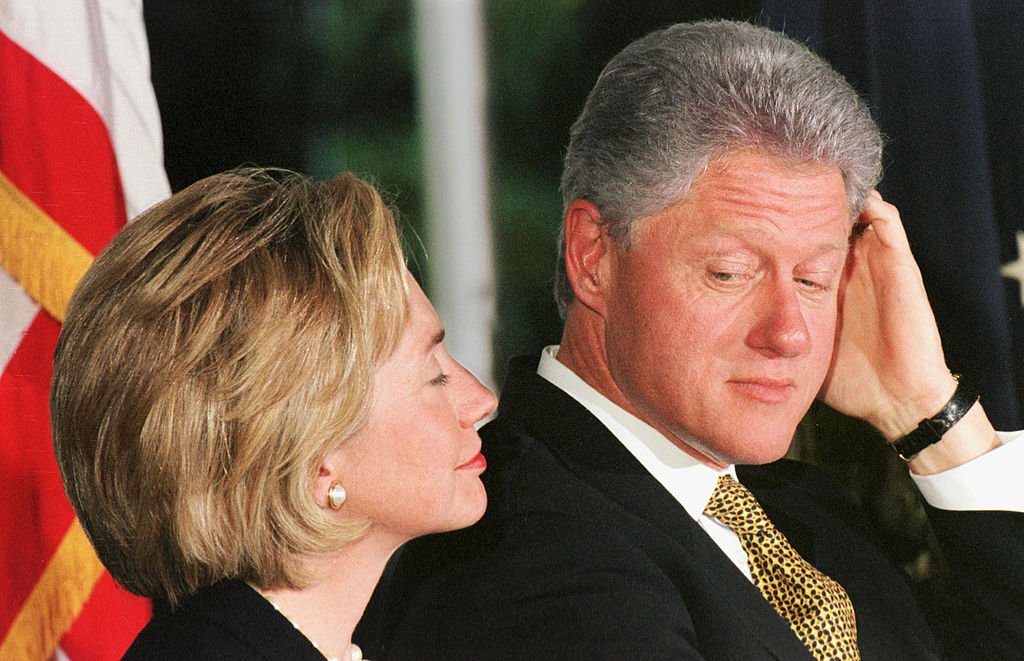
[[766, 0, 1024, 583], [763, 0, 1024, 429]]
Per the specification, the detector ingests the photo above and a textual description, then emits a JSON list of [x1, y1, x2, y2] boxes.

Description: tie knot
[[703, 474, 770, 534]]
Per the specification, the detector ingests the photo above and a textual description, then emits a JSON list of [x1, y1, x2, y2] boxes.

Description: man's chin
[[696, 434, 795, 468]]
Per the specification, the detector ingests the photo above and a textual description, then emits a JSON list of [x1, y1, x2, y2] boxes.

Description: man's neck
[[557, 315, 727, 470]]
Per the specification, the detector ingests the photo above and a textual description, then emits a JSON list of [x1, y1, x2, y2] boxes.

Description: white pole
[[413, 0, 495, 389]]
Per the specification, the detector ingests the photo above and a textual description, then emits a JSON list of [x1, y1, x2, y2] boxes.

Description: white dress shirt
[[537, 345, 1024, 580]]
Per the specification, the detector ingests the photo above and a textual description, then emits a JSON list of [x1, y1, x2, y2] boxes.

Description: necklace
[[255, 587, 365, 661]]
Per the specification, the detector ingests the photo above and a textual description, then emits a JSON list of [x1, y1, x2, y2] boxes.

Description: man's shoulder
[[738, 459, 868, 527], [475, 356, 615, 517], [376, 498, 693, 659]]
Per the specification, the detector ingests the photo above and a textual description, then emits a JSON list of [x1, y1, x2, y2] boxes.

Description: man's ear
[[564, 199, 615, 315]]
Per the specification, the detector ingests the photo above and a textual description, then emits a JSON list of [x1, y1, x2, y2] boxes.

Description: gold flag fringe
[[0, 170, 94, 324], [0, 170, 105, 659], [0, 521, 105, 659]]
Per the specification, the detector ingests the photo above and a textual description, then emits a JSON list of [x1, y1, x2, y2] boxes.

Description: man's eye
[[709, 270, 746, 283], [431, 372, 451, 386], [796, 276, 833, 292]]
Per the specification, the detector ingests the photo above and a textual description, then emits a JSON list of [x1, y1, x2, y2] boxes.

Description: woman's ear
[[316, 446, 346, 509], [563, 199, 615, 315]]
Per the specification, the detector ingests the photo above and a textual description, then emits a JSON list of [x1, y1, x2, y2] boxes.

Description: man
[[374, 20, 1024, 659]]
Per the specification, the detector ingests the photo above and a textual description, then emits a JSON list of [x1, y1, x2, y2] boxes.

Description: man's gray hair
[[554, 19, 883, 318]]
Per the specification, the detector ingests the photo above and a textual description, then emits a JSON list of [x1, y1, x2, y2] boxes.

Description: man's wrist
[[872, 374, 959, 442], [890, 376, 979, 461]]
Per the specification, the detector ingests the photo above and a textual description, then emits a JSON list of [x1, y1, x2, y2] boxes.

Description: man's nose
[[746, 278, 812, 358]]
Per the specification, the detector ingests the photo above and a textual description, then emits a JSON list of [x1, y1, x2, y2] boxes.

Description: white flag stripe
[[0, 0, 170, 219], [0, 271, 38, 373]]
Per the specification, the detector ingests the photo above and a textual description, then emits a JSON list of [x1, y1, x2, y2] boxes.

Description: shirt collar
[[537, 345, 733, 521]]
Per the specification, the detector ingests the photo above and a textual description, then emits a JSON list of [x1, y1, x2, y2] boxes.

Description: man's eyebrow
[[819, 239, 849, 253]]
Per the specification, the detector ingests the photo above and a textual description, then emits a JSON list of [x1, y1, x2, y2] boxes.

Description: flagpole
[[413, 0, 495, 390]]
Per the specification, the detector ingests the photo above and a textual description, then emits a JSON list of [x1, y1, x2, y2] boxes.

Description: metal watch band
[[890, 376, 979, 461]]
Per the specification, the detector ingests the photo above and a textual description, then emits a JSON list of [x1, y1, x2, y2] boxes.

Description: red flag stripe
[[62, 572, 152, 660], [0, 29, 125, 256], [0, 313, 73, 640]]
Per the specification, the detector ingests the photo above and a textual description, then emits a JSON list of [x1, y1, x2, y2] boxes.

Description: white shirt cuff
[[912, 430, 1024, 511]]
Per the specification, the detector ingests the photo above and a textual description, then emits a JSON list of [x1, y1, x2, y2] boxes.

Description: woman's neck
[[257, 533, 401, 660]]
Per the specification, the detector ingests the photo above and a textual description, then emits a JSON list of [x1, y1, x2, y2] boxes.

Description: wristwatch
[[890, 376, 979, 462]]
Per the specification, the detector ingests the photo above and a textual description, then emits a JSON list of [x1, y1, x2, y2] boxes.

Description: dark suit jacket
[[373, 355, 1024, 660], [123, 579, 325, 660]]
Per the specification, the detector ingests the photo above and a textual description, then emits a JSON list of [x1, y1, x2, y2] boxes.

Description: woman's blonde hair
[[51, 168, 407, 606]]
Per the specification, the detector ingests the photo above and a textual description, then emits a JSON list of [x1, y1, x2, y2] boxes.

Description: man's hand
[[820, 191, 998, 473]]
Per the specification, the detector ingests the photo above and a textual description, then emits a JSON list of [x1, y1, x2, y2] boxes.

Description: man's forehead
[[700, 147, 846, 186], [680, 150, 847, 216]]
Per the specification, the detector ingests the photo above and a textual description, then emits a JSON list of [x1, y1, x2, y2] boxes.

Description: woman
[[50, 168, 496, 660]]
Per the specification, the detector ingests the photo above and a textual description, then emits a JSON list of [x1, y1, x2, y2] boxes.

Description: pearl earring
[[327, 481, 347, 510]]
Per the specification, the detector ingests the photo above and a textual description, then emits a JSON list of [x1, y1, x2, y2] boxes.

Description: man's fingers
[[856, 190, 911, 251]]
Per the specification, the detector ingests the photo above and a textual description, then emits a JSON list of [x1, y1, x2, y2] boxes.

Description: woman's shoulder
[[122, 580, 323, 660]]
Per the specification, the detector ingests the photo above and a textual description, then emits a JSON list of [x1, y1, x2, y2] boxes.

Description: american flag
[[0, 1, 169, 657]]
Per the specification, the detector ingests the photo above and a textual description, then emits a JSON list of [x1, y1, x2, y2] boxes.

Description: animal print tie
[[704, 474, 860, 660]]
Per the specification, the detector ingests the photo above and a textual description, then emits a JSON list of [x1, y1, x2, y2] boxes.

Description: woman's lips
[[456, 452, 486, 471]]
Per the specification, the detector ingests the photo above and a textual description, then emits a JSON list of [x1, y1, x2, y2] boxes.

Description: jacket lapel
[[494, 356, 814, 659]]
